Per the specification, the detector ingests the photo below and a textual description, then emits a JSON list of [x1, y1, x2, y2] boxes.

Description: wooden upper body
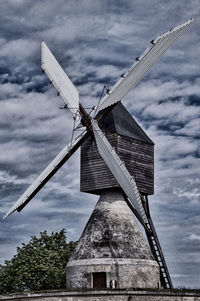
[[80, 103, 154, 196]]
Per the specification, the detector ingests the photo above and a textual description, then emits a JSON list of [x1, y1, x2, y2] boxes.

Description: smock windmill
[[4, 19, 194, 290]]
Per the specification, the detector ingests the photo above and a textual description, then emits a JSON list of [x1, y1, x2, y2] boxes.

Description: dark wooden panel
[[93, 272, 106, 288], [80, 133, 154, 195], [117, 135, 154, 195]]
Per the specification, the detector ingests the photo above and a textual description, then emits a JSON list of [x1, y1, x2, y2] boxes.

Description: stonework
[[66, 190, 160, 289], [67, 258, 159, 289], [1, 290, 200, 301]]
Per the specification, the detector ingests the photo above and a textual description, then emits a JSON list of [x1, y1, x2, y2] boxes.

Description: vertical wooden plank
[[80, 133, 154, 196]]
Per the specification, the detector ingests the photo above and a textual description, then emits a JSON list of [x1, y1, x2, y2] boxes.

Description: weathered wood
[[80, 132, 154, 195]]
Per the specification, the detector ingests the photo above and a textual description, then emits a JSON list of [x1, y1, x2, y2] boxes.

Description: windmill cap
[[101, 102, 154, 145]]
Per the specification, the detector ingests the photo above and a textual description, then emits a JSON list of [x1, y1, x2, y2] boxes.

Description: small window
[[93, 272, 106, 288]]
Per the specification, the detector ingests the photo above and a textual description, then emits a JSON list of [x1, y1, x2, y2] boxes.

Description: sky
[[0, 0, 199, 289]]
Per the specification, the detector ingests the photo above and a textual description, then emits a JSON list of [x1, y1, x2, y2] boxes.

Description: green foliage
[[0, 229, 76, 294]]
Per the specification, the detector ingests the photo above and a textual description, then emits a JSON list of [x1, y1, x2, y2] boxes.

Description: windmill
[[3, 19, 194, 290]]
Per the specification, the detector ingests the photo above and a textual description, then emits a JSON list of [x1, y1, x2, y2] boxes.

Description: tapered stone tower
[[66, 190, 160, 289], [66, 103, 160, 289]]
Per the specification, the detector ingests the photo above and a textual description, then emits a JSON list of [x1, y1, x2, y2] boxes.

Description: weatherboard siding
[[80, 133, 154, 195]]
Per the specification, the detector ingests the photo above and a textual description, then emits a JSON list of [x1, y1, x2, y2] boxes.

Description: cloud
[[189, 234, 200, 241], [175, 118, 200, 137], [0, 39, 38, 60]]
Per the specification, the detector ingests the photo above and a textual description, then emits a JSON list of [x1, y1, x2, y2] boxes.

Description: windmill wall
[[2, 290, 200, 301], [80, 133, 154, 195]]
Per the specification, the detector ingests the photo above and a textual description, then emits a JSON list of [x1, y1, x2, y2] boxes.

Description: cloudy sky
[[0, 0, 199, 289]]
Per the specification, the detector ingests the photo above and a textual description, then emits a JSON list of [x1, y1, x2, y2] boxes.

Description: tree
[[0, 229, 76, 294]]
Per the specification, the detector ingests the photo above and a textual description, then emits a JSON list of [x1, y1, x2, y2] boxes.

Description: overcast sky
[[0, 0, 199, 289]]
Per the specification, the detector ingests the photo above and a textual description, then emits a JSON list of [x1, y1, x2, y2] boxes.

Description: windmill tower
[[3, 19, 194, 290]]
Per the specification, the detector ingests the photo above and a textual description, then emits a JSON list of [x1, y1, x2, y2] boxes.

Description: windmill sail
[[3, 130, 88, 219], [41, 42, 80, 118], [95, 18, 194, 114], [91, 119, 147, 223]]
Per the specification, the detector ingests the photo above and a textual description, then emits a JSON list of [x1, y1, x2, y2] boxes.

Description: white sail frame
[[3, 130, 87, 219], [92, 119, 147, 223], [95, 18, 194, 114], [41, 42, 79, 118]]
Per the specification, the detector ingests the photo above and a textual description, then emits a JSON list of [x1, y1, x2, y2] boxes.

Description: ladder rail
[[142, 195, 173, 289]]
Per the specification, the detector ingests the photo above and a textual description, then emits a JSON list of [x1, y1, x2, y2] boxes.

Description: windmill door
[[93, 272, 106, 288]]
